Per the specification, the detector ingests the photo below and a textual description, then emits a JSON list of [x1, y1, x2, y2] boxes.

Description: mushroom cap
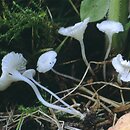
[[0, 52, 27, 90], [23, 69, 36, 79], [58, 17, 90, 41], [37, 51, 57, 73], [96, 20, 124, 37], [2, 52, 27, 74], [112, 54, 130, 82], [108, 113, 130, 130]]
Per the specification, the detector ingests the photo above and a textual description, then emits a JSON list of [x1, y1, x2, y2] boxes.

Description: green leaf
[[80, 0, 110, 22]]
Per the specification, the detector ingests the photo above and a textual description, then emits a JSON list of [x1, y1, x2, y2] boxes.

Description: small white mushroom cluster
[[58, 18, 124, 79], [0, 51, 85, 119]]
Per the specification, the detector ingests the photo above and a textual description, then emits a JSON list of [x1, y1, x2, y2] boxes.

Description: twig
[[83, 81, 130, 90], [54, 64, 89, 104], [79, 87, 120, 107], [76, 93, 113, 114], [120, 89, 125, 105], [51, 68, 81, 83]]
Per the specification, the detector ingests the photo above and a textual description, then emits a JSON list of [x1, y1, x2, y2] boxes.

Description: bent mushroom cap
[[108, 113, 130, 130], [112, 54, 130, 74], [37, 51, 57, 73], [58, 17, 90, 41], [112, 54, 130, 82], [2, 52, 27, 74], [96, 20, 124, 37], [0, 52, 27, 91]]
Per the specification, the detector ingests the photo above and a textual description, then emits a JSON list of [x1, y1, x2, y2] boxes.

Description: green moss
[[0, 0, 59, 54]]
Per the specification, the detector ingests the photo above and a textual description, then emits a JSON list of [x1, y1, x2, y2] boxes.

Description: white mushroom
[[96, 20, 124, 80], [58, 18, 94, 76], [37, 51, 57, 73], [97, 20, 124, 46], [36, 51, 85, 119], [112, 54, 130, 82], [0, 52, 27, 91], [58, 18, 89, 42], [0, 52, 84, 119]]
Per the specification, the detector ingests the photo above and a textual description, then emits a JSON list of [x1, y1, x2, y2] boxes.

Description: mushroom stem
[[79, 39, 95, 76], [20, 75, 84, 119], [103, 35, 112, 81], [104, 35, 112, 60], [30, 77, 79, 112]]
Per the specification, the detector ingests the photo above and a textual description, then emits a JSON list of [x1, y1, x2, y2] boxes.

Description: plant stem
[[79, 40, 95, 76], [32, 26, 34, 52], [104, 35, 112, 60], [55, 37, 68, 53], [51, 68, 81, 82], [108, 0, 128, 53], [68, 0, 79, 15], [103, 35, 112, 81]]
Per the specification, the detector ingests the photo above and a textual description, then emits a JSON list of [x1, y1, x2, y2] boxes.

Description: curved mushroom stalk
[[23, 69, 81, 114], [58, 18, 95, 76], [18, 74, 84, 119], [23, 69, 70, 106]]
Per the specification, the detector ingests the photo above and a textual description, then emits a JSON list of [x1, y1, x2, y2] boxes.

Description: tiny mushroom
[[108, 113, 130, 130], [96, 20, 124, 80], [58, 18, 95, 76], [0, 52, 27, 91], [36, 51, 85, 119], [58, 18, 90, 42], [97, 20, 124, 50], [37, 50, 57, 73], [112, 54, 130, 82], [0, 52, 84, 119]]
